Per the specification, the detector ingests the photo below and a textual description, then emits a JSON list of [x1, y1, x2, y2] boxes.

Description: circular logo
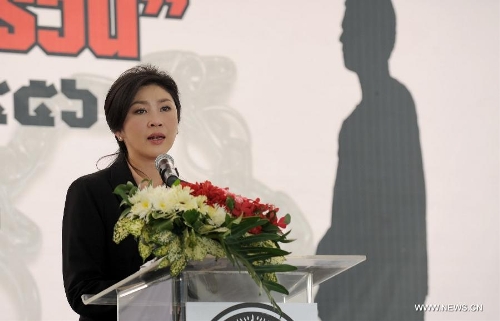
[[211, 302, 295, 321]]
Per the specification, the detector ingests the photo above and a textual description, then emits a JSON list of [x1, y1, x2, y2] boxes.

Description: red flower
[[181, 181, 228, 207], [180, 180, 288, 234], [276, 216, 288, 229]]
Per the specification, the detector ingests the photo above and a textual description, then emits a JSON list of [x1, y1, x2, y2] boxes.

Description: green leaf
[[151, 211, 176, 220], [206, 227, 230, 234], [238, 251, 288, 263], [228, 217, 266, 239], [118, 207, 131, 220], [197, 224, 215, 234], [253, 264, 297, 273], [113, 182, 135, 205], [262, 279, 290, 295], [226, 196, 235, 210], [150, 218, 174, 232], [275, 230, 295, 243], [225, 233, 282, 245], [260, 224, 280, 233], [245, 253, 283, 263], [182, 210, 200, 227], [226, 214, 242, 225], [235, 246, 290, 257]]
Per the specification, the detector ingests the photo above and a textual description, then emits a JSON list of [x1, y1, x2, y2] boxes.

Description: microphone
[[155, 153, 180, 187]]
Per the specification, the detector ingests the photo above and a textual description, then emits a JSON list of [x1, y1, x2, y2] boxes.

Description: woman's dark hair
[[103, 64, 181, 163]]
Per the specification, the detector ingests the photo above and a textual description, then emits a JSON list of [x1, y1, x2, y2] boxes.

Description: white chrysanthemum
[[150, 185, 176, 213], [128, 186, 156, 217], [130, 199, 151, 218], [129, 185, 152, 204], [207, 205, 226, 227], [173, 186, 198, 212], [129, 186, 153, 218], [195, 195, 209, 215]]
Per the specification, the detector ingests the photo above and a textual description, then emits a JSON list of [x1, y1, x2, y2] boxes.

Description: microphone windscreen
[[155, 153, 175, 172]]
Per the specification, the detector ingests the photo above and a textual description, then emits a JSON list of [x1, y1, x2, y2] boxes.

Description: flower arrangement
[[112, 179, 296, 310]]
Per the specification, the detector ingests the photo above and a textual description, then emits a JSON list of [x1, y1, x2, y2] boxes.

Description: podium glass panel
[[82, 255, 366, 321]]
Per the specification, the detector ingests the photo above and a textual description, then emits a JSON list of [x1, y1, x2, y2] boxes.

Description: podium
[[82, 255, 365, 321]]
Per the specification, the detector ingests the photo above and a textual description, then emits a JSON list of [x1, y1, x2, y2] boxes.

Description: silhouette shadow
[[315, 1, 428, 320]]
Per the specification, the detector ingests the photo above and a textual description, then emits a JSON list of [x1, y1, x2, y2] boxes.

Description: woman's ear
[[114, 132, 124, 141]]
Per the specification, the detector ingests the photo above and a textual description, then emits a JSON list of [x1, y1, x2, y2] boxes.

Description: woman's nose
[[148, 118, 163, 127]]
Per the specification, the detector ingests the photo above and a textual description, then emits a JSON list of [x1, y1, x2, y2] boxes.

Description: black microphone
[[155, 153, 180, 187]]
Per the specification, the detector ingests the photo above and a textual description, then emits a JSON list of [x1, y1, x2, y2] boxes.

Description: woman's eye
[[134, 109, 146, 115], [160, 106, 171, 112]]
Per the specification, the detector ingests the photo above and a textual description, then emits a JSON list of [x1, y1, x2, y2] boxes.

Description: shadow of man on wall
[[315, 0, 428, 320]]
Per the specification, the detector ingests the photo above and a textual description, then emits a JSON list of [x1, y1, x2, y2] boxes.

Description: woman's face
[[116, 84, 178, 165]]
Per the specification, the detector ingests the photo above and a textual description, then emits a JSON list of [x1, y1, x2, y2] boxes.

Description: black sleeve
[[62, 176, 117, 321]]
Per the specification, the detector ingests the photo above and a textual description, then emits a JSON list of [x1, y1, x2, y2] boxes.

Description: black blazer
[[62, 156, 143, 321]]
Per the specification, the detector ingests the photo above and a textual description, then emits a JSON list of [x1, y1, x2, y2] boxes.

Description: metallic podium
[[82, 255, 365, 321]]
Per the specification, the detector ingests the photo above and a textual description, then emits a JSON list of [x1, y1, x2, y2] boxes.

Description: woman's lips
[[148, 133, 165, 144]]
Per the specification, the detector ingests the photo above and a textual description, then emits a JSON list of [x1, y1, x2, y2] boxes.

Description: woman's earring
[[117, 136, 123, 141]]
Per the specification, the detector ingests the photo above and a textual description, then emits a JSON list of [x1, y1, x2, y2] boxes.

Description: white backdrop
[[0, 1, 498, 320]]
